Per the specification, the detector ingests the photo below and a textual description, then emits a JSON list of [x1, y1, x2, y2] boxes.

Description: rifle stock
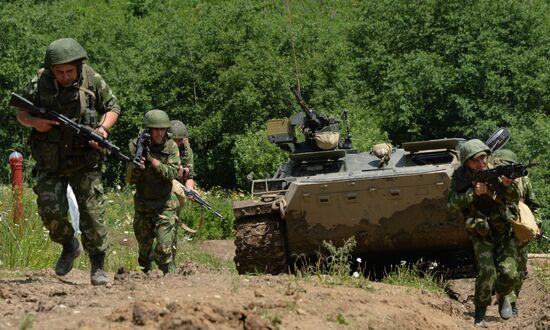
[[10, 92, 132, 164]]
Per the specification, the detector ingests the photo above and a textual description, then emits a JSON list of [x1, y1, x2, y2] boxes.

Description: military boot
[[498, 295, 513, 320], [158, 263, 171, 275], [474, 305, 487, 327], [89, 252, 110, 286], [138, 258, 151, 274], [511, 302, 518, 318], [55, 237, 82, 276]]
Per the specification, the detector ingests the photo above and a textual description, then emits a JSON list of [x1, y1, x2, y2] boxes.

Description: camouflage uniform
[[20, 39, 119, 284], [128, 111, 180, 273], [169, 120, 195, 266], [491, 150, 542, 307], [448, 140, 519, 320]]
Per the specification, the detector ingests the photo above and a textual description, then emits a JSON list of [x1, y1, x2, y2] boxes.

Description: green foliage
[[232, 129, 287, 187], [0, 184, 234, 272], [0, 0, 548, 229]]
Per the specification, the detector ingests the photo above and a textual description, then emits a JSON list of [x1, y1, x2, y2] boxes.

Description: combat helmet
[[459, 139, 491, 166], [43, 38, 88, 67], [491, 149, 518, 165], [143, 109, 171, 128], [170, 120, 188, 138]]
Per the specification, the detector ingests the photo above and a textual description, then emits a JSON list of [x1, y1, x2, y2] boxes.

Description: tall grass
[[0, 185, 59, 269], [0, 184, 236, 272]]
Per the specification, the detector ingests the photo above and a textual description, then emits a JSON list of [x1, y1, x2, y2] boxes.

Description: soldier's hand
[[474, 181, 488, 196], [33, 118, 59, 133]]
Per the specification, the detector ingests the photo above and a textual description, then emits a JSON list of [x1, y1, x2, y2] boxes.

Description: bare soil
[[1, 240, 548, 330]]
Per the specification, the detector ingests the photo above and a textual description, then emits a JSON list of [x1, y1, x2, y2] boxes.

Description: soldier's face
[[173, 137, 188, 147], [466, 154, 488, 173], [52, 63, 78, 87], [151, 128, 167, 145]]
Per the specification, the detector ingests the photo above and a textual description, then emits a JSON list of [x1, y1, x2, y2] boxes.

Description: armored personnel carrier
[[233, 90, 474, 275]]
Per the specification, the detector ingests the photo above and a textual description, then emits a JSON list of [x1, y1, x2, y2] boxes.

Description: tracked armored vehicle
[[233, 90, 473, 275]]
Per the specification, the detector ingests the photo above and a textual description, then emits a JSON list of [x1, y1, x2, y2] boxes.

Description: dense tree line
[[0, 0, 548, 223]]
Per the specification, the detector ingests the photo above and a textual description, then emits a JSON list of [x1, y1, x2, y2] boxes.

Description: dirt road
[[0, 240, 548, 329]]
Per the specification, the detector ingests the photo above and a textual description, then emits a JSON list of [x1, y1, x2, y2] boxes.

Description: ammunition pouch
[[30, 127, 102, 174], [30, 130, 61, 172]]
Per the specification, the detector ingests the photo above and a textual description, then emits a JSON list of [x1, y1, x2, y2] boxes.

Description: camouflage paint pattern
[[129, 135, 180, 268], [234, 139, 472, 265], [35, 167, 107, 254], [447, 159, 521, 308], [179, 141, 195, 179], [282, 167, 469, 255], [469, 232, 518, 307], [133, 204, 177, 267]]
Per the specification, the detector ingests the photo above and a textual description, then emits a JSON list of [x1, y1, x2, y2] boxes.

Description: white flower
[[116, 184, 121, 191], [356, 257, 362, 263], [400, 260, 406, 266], [352, 271, 360, 278]]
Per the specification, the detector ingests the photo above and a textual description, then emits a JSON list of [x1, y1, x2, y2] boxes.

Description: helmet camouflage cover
[[491, 149, 518, 165], [43, 38, 88, 67], [459, 139, 491, 166], [170, 120, 188, 138], [143, 109, 171, 128]]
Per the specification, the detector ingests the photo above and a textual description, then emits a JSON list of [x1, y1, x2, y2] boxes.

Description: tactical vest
[[130, 137, 176, 209], [29, 64, 102, 173]]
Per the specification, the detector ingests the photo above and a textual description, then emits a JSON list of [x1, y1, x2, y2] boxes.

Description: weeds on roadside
[[382, 260, 447, 294], [294, 236, 370, 289]]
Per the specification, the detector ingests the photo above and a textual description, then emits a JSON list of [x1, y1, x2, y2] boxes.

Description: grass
[[0, 184, 235, 273], [382, 260, 447, 294], [294, 237, 371, 289]]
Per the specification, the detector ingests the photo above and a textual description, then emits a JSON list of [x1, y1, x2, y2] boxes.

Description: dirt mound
[[0, 241, 548, 330]]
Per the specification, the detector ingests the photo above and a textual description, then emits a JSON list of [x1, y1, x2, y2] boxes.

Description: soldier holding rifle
[[14, 38, 120, 286]]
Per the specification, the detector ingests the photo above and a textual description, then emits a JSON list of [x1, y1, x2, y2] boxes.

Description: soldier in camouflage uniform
[[448, 139, 520, 327], [169, 120, 195, 267], [15, 38, 119, 286], [127, 110, 180, 274], [490, 149, 542, 318], [170, 120, 195, 191]]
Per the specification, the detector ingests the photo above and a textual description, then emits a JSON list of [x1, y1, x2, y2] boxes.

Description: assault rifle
[[473, 162, 540, 183], [174, 180, 224, 219], [456, 162, 540, 192], [10, 92, 135, 166], [133, 129, 151, 170]]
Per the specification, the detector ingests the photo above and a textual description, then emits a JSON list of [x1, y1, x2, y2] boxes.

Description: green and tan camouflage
[[35, 168, 107, 255], [490, 150, 542, 305], [448, 141, 523, 311], [21, 39, 119, 276], [128, 128, 180, 271], [233, 131, 473, 274]]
